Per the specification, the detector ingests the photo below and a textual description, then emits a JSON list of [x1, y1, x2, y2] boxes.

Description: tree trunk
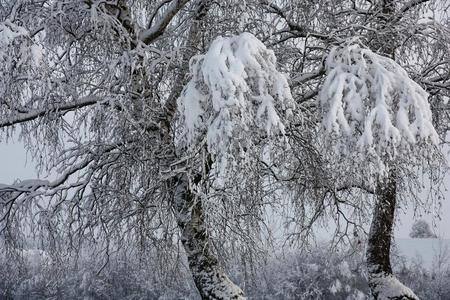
[[172, 174, 245, 299], [365, 1, 420, 298], [366, 169, 418, 299]]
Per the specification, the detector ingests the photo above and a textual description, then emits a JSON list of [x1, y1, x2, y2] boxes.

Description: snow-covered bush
[[2, 239, 450, 299], [1, 250, 199, 300], [409, 220, 438, 238], [242, 245, 369, 300], [396, 241, 450, 300]]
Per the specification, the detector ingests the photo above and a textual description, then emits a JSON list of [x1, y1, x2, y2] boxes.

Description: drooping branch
[[0, 142, 125, 224]]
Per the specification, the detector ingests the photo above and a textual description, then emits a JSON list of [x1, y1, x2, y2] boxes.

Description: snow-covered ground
[[396, 238, 450, 269]]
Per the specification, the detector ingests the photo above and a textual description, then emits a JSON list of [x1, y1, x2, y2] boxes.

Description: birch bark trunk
[[161, 1, 245, 297], [172, 174, 245, 299]]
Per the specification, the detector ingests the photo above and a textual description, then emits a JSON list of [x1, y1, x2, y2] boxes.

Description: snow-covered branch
[[0, 96, 101, 128], [261, 0, 330, 41], [0, 141, 127, 226], [139, 0, 191, 44], [398, 0, 430, 17]]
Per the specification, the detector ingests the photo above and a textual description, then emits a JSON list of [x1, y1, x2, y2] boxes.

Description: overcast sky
[[1, 138, 449, 239]]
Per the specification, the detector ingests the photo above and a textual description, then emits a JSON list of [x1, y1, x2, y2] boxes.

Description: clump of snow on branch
[[0, 20, 28, 60], [319, 42, 438, 156], [0, 20, 43, 67], [0, 20, 28, 43], [177, 32, 294, 154]]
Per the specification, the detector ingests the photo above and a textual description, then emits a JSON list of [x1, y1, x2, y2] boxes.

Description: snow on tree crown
[[177, 32, 294, 154], [320, 42, 438, 152]]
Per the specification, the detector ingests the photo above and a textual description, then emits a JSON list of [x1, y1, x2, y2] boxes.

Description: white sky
[[0, 139, 449, 239]]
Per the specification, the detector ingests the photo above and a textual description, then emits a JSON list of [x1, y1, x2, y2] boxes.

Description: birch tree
[[319, 41, 440, 299], [0, 0, 248, 298], [316, 1, 449, 299], [258, 0, 449, 298]]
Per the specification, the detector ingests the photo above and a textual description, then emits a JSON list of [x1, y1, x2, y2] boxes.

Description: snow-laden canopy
[[177, 32, 294, 155], [320, 42, 438, 156]]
